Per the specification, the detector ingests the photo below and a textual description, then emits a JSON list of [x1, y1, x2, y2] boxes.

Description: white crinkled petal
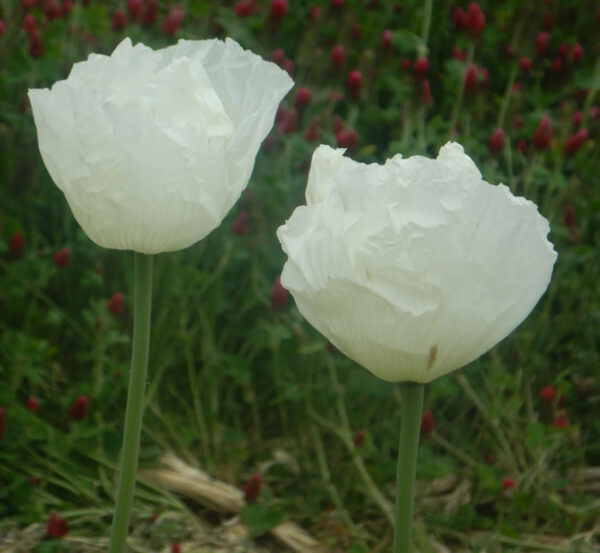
[[163, 38, 294, 211], [277, 142, 557, 383]]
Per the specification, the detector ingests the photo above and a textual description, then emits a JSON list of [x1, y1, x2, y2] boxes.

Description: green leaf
[[240, 504, 284, 538], [526, 422, 546, 450]]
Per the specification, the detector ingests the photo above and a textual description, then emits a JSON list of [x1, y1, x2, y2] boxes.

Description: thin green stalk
[[581, 56, 600, 127], [183, 332, 211, 463], [311, 423, 358, 532], [108, 253, 154, 553], [402, 102, 412, 145], [497, 62, 518, 129], [455, 373, 520, 473], [419, 0, 433, 57], [449, 43, 475, 135], [327, 359, 393, 523], [393, 382, 424, 553]]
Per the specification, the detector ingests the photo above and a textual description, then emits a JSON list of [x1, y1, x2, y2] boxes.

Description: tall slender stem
[[393, 382, 424, 553], [108, 253, 154, 553], [419, 0, 433, 56]]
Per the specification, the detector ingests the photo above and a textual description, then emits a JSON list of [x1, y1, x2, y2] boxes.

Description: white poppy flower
[[277, 143, 557, 383], [29, 37, 293, 254]]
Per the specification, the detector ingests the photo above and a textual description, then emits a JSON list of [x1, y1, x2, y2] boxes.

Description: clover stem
[[108, 253, 154, 553], [393, 382, 424, 553]]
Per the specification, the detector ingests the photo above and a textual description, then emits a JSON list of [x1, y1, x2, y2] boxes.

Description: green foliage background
[[0, 0, 599, 551]]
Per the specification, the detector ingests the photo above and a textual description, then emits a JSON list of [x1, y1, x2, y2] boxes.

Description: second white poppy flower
[[277, 143, 557, 383]]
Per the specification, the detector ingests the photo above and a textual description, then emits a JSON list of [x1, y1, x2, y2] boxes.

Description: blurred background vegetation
[[0, 0, 599, 551]]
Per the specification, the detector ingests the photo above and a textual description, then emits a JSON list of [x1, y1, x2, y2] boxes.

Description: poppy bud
[[303, 119, 320, 142], [550, 57, 563, 74], [278, 108, 298, 134], [413, 57, 429, 78], [330, 0, 344, 9], [231, 211, 249, 236], [536, 31, 549, 56], [518, 57, 532, 74], [502, 477, 516, 491], [565, 129, 587, 155], [162, 7, 184, 36], [542, 11, 552, 30], [107, 292, 124, 316], [489, 127, 505, 154], [336, 128, 359, 149], [243, 473, 262, 502], [401, 58, 411, 71], [112, 9, 126, 30], [503, 44, 515, 59], [353, 430, 365, 446], [452, 6, 466, 29], [171, 544, 181, 553], [539, 385, 557, 401], [27, 397, 40, 413], [271, 48, 286, 67], [308, 5, 322, 19], [351, 23, 361, 41], [571, 43, 583, 63], [9, 231, 26, 255], [465, 2, 485, 36], [269, 0, 287, 21], [275, 105, 286, 123], [43, 0, 61, 20], [533, 115, 552, 150], [515, 138, 528, 154], [552, 412, 568, 428], [141, 0, 157, 26], [282, 58, 294, 77], [29, 30, 44, 58], [330, 45, 346, 68], [23, 13, 37, 33], [0, 20, 5, 36], [234, 0, 255, 17], [62, 0, 73, 16], [70, 395, 88, 420], [381, 29, 393, 51], [420, 410, 435, 435], [46, 513, 68, 538], [53, 247, 71, 268], [572, 111, 582, 128], [295, 87, 312, 108], [127, 0, 142, 18], [347, 70, 362, 99], [464, 64, 478, 93], [557, 43, 569, 59], [452, 46, 466, 61]]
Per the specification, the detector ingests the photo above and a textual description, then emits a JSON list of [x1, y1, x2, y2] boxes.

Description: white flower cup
[[277, 143, 557, 382], [29, 37, 293, 254]]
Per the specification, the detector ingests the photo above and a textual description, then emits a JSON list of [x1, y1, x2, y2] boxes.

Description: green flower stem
[[108, 253, 154, 553], [393, 382, 424, 553]]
